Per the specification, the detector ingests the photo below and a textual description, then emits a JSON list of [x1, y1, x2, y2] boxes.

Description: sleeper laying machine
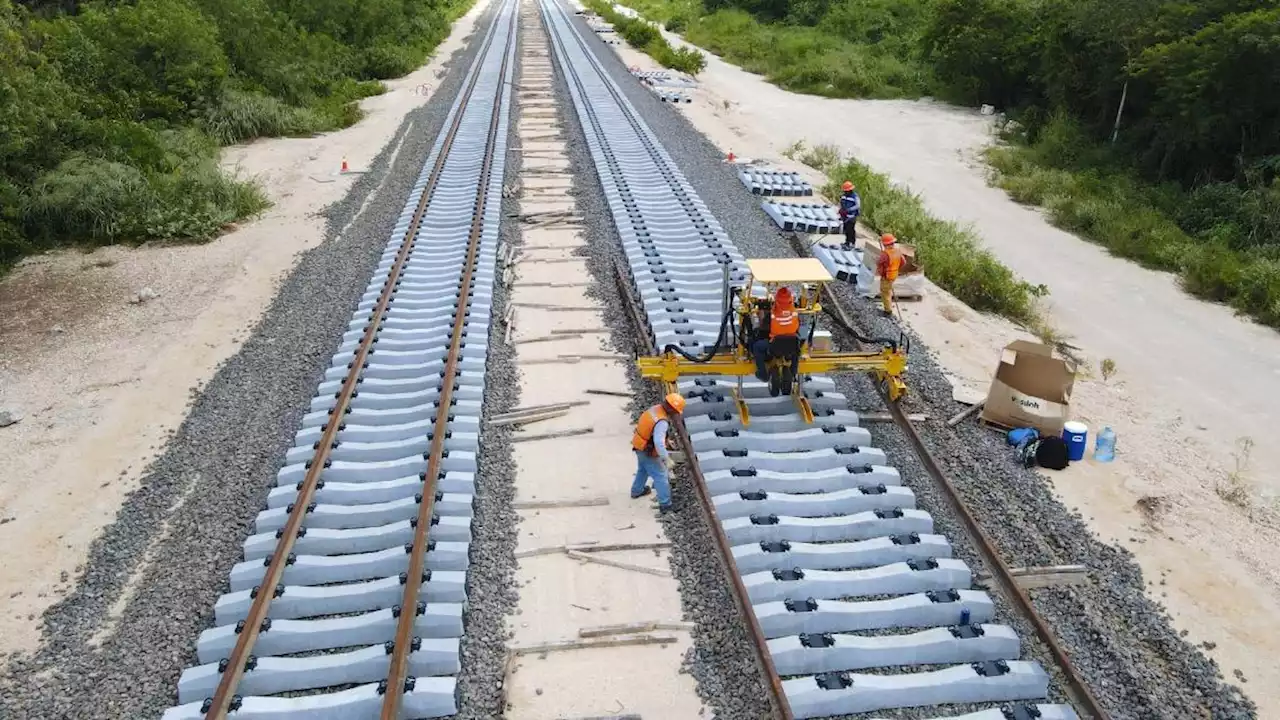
[[636, 258, 907, 425]]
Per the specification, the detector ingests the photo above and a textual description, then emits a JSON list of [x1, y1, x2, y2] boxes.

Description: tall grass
[[584, 0, 706, 75], [786, 142, 1045, 324], [21, 130, 268, 245], [616, 1, 930, 98]]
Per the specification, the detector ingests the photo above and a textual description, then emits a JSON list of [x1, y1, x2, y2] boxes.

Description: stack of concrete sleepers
[[762, 201, 842, 234]]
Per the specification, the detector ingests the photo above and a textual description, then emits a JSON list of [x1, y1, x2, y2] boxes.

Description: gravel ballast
[[0, 7, 512, 718], [552, 8, 1256, 720]]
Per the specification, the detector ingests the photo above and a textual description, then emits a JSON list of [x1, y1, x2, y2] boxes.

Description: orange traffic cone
[[341, 157, 349, 173]]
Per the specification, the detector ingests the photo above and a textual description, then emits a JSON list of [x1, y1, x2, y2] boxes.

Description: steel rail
[[200, 11, 510, 718], [609, 262, 793, 720], [541, 0, 788, 713], [558, 1, 1107, 715], [378, 6, 516, 718], [810, 273, 1110, 720]]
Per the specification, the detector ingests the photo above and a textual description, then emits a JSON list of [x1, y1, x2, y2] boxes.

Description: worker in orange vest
[[770, 286, 800, 336], [629, 392, 686, 514], [751, 287, 802, 393], [876, 233, 903, 315]]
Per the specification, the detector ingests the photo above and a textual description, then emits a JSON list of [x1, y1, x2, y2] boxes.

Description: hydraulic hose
[[821, 304, 904, 353], [661, 308, 736, 363]]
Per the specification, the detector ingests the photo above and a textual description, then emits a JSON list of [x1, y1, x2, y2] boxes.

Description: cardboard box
[[859, 237, 924, 298], [860, 237, 922, 276], [980, 340, 1076, 436]]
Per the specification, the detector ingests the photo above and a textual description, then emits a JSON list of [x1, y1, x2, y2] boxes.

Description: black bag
[[1015, 435, 1070, 470], [1035, 436, 1070, 470]]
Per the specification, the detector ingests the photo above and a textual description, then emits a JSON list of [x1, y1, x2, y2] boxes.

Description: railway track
[[543, 2, 1098, 719], [151, 0, 1108, 717], [160, 1, 517, 716]]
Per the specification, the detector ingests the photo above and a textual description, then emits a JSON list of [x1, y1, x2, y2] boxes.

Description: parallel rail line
[[162, 1, 517, 717], [546, 1, 1102, 718], [151, 0, 1110, 717]]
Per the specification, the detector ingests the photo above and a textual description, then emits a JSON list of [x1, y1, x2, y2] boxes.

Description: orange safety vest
[[878, 247, 903, 281], [770, 308, 800, 337], [631, 405, 669, 455]]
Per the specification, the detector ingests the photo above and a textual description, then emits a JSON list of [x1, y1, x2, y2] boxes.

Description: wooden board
[[746, 258, 832, 284]]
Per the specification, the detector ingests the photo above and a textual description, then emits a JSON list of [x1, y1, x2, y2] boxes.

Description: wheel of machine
[[768, 369, 782, 397], [781, 364, 796, 396]]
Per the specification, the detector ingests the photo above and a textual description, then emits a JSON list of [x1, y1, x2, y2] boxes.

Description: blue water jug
[[1095, 426, 1116, 462]]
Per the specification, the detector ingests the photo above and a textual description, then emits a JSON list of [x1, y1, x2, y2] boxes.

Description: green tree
[[921, 0, 1037, 107], [1132, 7, 1280, 184]]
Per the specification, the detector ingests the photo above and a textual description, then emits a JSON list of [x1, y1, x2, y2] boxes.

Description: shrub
[[586, 0, 707, 76], [21, 135, 267, 244], [203, 89, 325, 144]]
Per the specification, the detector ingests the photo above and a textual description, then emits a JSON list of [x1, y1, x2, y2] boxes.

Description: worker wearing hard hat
[[876, 233, 903, 315], [629, 392, 686, 514], [838, 181, 861, 248], [751, 287, 802, 394]]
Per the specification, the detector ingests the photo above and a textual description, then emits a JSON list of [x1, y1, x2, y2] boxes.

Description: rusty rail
[[378, 9, 515, 719], [610, 263, 795, 720], [201, 11, 513, 718], [816, 283, 1110, 720], [613, 249, 1110, 719]]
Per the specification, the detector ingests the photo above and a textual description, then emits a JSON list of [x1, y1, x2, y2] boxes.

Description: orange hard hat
[[774, 286, 793, 303], [842, 181, 854, 192], [881, 233, 897, 247], [664, 392, 687, 414]]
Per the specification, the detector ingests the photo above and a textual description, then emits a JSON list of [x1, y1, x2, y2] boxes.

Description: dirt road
[[597, 21, 1280, 715], [0, 0, 491, 656]]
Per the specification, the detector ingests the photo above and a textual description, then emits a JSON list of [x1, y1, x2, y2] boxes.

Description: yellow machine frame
[[637, 258, 907, 425]]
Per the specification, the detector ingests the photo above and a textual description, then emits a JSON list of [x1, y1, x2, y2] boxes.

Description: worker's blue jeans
[[751, 338, 770, 380], [631, 450, 671, 507]]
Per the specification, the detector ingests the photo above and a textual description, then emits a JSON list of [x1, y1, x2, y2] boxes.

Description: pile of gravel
[[552, 10, 1256, 720], [0, 8, 504, 718]]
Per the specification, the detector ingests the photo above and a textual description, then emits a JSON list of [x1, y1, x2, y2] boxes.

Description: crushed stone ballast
[[540, 0, 1080, 718], [159, 0, 518, 717]]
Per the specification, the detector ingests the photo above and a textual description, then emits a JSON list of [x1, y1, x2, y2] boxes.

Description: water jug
[[1095, 426, 1116, 462]]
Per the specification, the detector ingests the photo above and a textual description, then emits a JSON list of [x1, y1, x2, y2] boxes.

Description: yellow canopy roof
[[746, 258, 833, 284]]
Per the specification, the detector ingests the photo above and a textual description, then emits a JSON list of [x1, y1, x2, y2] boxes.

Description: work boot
[[631, 487, 652, 499], [658, 503, 673, 515]]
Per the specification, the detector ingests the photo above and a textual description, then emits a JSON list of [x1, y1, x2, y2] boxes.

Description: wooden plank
[[976, 564, 1088, 589], [586, 388, 632, 398], [579, 622, 657, 638], [552, 327, 609, 335], [946, 402, 985, 428], [513, 302, 596, 311], [511, 635, 676, 656], [567, 550, 671, 577], [496, 400, 588, 417], [514, 332, 583, 345], [516, 540, 671, 559], [489, 409, 568, 428], [569, 541, 671, 553], [513, 496, 609, 510], [512, 427, 594, 443], [579, 621, 693, 638]]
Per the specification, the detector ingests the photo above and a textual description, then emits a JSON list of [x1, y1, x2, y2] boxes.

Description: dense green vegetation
[[615, 0, 1280, 327], [584, 0, 705, 75], [1, 0, 471, 271]]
